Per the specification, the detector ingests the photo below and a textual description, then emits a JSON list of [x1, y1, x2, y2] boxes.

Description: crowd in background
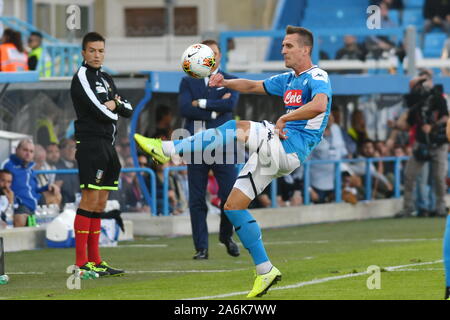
[[329, 0, 450, 75]]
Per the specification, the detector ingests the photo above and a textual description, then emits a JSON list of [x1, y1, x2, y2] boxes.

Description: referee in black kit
[[70, 32, 132, 276]]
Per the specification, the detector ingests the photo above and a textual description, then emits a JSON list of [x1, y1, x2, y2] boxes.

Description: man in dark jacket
[[70, 32, 132, 277], [178, 39, 240, 260]]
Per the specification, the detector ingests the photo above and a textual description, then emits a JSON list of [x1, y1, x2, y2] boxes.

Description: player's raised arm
[[209, 73, 266, 94], [275, 93, 328, 139]]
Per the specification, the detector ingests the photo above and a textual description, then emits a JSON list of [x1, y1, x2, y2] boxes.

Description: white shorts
[[234, 121, 301, 200]]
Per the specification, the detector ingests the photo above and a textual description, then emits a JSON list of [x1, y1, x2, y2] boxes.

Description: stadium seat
[[307, 0, 365, 9], [302, 8, 366, 28], [319, 35, 344, 59], [423, 33, 447, 57], [403, 0, 425, 8], [388, 10, 400, 26], [402, 9, 424, 28]]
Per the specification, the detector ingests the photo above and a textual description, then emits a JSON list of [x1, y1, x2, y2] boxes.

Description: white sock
[[256, 261, 273, 275], [162, 141, 175, 156]]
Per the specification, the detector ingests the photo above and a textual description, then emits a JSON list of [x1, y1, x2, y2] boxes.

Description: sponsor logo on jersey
[[283, 90, 303, 107]]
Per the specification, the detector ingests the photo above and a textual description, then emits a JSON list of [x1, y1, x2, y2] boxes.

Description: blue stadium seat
[[423, 33, 447, 57], [403, 0, 425, 8], [389, 10, 400, 25], [319, 35, 344, 59], [402, 9, 424, 27], [307, 0, 366, 9], [302, 8, 366, 28]]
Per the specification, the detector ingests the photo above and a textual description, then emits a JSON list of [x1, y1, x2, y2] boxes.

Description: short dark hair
[[201, 39, 220, 52], [155, 104, 173, 123], [0, 169, 12, 177], [82, 32, 105, 50], [59, 138, 75, 150], [286, 25, 314, 55], [46, 142, 59, 149], [30, 31, 43, 39]]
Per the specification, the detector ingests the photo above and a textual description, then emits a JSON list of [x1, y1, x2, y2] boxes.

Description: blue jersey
[[263, 65, 332, 162]]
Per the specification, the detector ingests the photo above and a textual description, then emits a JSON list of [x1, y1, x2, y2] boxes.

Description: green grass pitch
[[0, 217, 447, 300]]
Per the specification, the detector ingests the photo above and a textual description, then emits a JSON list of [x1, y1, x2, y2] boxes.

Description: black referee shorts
[[75, 139, 121, 191]]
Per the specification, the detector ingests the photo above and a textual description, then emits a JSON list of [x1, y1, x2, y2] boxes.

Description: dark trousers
[[187, 163, 237, 251]]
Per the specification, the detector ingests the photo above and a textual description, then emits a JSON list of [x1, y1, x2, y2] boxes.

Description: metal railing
[[34, 167, 157, 215], [160, 156, 413, 215]]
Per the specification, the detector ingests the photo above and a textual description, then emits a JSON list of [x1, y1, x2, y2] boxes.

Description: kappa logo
[[267, 128, 274, 141], [283, 90, 303, 106]]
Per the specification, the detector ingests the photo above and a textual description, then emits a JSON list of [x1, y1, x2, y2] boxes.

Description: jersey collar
[[293, 65, 318, 77]]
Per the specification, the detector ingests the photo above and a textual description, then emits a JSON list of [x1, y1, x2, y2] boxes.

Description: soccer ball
[[181, 44, 216, 79]]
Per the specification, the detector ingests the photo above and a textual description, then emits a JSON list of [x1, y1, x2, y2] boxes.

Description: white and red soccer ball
[[181, 44, 216, 79]]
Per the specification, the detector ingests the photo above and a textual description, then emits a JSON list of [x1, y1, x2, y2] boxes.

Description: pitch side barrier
[[34, 168, 157, 216], [160, 155, 450, 216]]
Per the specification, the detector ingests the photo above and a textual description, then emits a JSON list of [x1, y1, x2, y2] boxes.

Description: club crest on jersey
[[95, 170, 104, 184], [284, 90, 303, 107]]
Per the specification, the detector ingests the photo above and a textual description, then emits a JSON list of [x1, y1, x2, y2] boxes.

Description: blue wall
[[144, 71, 450, 95]]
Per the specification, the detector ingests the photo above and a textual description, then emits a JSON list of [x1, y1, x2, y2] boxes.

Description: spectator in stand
[[46, 142, 60, 167], [34, 144, 61, 206], [422, 0, 450, 48], [310, 116, 349, 204], [335, 35, 366, 74], [440, 36, 450, 76], [0, 169, 14, 226], [152, 160, 177, 215], [276, 168, 303, 207], [370, 0, 404, 10], [348, 139, 393, 200], [332, 106, 357, 157], [55, 138, 80, 207], [1, 139, 60, 227], [146, 104, 174, 139], [119, 156, 146, 212], [348, 109, 370, 152], [365, 2, 398, 60], [27, 31, 51, 76], [0, 28, 28, 71]]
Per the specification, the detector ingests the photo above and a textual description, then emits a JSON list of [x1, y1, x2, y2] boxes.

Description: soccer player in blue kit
[[135, 25, 332, 298]]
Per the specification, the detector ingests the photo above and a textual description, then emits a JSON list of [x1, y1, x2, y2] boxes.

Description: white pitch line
[[373, 238, 441, 243], [127, 269, 247, 274], [7, 272, 45, 275], [184, 260, 443, 300]]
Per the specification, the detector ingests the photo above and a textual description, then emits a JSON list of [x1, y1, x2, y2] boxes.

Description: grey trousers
[[403, 143, 448, 214]]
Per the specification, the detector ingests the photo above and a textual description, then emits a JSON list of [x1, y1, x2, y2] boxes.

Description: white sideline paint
[[7, 272, 45, 275], [184, 260, 443, 300], [373, 238, 441, 243], [126, 269, 248, 274]]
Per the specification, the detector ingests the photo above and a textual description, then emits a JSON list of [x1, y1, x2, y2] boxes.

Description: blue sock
[[444, 215, 450, 287], [224, 209, 269, 265], [173, 120, 236, 155]]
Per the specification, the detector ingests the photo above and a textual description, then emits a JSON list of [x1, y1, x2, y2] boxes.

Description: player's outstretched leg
[[443, 214, 450, 299], [223, 189, 281, 298], [134, 120, 238, 164]]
